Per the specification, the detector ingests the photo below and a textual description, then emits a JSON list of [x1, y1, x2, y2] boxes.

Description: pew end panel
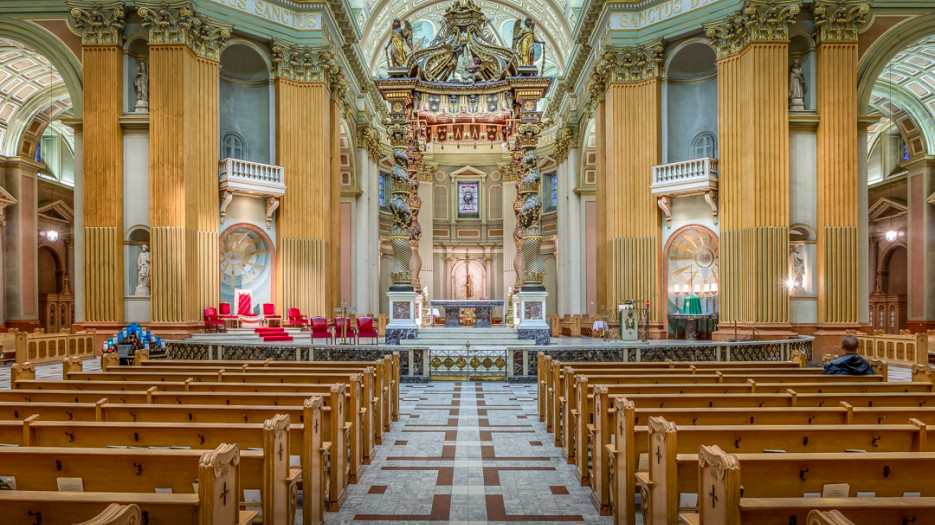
[[697, 445, 741, 525], [198, 443, 244, 525], [73, 503, 141, 525]]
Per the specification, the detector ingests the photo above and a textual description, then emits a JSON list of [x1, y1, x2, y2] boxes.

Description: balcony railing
[[651, 157, 718, 195], [218, 157, 286, 196], [218, 158, 286, 227]]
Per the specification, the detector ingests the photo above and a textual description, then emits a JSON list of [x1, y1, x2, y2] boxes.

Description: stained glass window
[[459, 182, 479, 214], [378, 174, 386, 206], [551, 175, 558, 206]]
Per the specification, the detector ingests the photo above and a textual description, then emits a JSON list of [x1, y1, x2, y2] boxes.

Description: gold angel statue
[[512, 17, 537, 67], [386, 18, 413, 68]]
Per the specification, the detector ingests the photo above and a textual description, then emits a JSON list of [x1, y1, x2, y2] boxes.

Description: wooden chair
[[202, 307, 226, 333]]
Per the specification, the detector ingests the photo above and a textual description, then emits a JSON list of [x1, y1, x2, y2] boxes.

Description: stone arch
[[857, 12, 935, 114], [0, 20, 83, 115]]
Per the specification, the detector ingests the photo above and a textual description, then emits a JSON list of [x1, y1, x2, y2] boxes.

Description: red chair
[[218, 302, 238, 328], [310, 316, 332, 343], [356, 316, 378, 345], [262, 303, 281, 327], [203, 307, 226, 333], [288, 308, 309, 330], [333, 317, 357, 344]]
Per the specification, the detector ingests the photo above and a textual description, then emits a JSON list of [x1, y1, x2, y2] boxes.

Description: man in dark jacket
[[823, 335, 873, 375]]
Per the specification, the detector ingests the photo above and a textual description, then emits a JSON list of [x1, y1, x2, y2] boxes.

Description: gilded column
[[271, 41, 342, 315], [139, 2, 229, 324], [516, 122, 545, 289], [814, 0, 870, 324], [67, 2, 126, 324], [588, 42, 665, 324], [706, 0, 798, 328]]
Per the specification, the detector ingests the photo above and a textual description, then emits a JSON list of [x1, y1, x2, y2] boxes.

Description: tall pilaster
[[588, 42, 665, 324], [139, 2, 228, 323], [814, 0, 870, 325], [706, 0, 798, 328], [271, 40, 343, 315], [68, 1, 126, 324], [355, 127, 382, 315]]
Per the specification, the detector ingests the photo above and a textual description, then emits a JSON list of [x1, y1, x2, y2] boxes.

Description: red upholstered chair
[[356, 316, 378, 345], [333, 317, 357, 344], [203, 307, 226, 333], [218, 302, 238, 328], [262, 303, 281, 327], [310, 317, 332, 343], [288, 308, 309, 330]]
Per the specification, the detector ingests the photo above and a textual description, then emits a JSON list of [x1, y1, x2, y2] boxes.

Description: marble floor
[[323, 381, 614, 525]]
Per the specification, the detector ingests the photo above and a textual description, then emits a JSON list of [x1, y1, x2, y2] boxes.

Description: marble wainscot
[[430, 300, 505, 327]]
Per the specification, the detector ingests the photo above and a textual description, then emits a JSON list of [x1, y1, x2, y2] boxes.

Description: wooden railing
[[854, 330, 928, 367], [14, 329, 96, 364]]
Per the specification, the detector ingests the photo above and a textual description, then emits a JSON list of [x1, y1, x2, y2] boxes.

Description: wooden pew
[[688, 444, 935, 525], [605, 398, 931, 525], [0, 413, 299, 523], [805, 510, 855, 525], [646, 417, 933, 525], [75, 503, 141, 525], [0, 443, 256, 525], [2, 395, 337, 524]]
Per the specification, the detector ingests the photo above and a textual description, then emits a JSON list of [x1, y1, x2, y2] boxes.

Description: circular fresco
[[220, 226, 271, 288]]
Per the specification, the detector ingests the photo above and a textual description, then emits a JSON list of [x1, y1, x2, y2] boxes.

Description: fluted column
[[271, 40, 343, 315], [68, 2, 126, 324], [706, 1, 798, 328], [139, 2, 229, 324], [814, 0, 870, 324], [588, 42, 665, 324]]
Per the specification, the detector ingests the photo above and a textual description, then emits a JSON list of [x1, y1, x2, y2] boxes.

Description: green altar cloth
[[682, 295, 703, 315]]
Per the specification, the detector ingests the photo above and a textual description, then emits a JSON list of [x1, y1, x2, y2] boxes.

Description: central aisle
[[325, 381, 616, 524]]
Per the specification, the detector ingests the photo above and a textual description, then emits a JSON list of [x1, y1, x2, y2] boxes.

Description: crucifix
[[221, 481, 231, 505]]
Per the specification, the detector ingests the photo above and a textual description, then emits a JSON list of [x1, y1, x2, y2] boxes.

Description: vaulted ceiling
[[357, 0, 574, 78]]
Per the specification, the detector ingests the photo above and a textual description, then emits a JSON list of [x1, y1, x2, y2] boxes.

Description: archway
[[662, 225, 720, 336], [871, 244, 908, 333], [219, 223, 276, 315]]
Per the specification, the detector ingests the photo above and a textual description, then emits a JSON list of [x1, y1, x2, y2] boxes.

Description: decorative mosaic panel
[[392, 302, 410, 320], [524, 302, 543, 320], [429, 348, 507, 380]]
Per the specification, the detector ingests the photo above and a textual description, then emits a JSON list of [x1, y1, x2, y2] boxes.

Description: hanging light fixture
[[884, 229, 898, 242]]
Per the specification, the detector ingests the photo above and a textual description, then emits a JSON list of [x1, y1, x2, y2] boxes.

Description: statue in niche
[[134, 59, 149, 112], [788, 58, 806, 111], [135, 244, 151, 296], [512, 18, 537, 67], [386, 18, 413, 68], [790, 244, 806, 295]]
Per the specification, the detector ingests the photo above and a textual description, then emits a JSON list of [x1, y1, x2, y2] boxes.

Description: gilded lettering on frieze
[[137, 1, 232, 60], [67, 1, 127, 46], [813, 0, 871, 43]]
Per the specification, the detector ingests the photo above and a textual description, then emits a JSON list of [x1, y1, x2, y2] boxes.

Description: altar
[[430, 300, 505, 328]]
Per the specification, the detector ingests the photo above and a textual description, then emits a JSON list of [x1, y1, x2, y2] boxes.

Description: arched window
[[222, 132, 246, 160], [691, 131, 717, 159]]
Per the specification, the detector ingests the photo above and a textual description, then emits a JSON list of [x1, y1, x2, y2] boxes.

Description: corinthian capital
[[705, 12, 748, 58], [619, 39, 666, 81], [67, 1, 126, 46], [137, 1, 231, 60], [271, 40, 347, 104], [552, 126, 576, 164], [585, 50, 618, 104], [813, 0, 871, 43], [358, 125, 383, 162], [706, 0, 800, 58]]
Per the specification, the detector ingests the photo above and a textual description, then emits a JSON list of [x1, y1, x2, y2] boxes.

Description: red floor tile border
[[550, 485, 570, 495], [354, 494, 451, 521], [481, 445, 550, 461], [480, 429, 535, 441], [482, 466, 556, 486], [381, 466, 455, 486], [485, 494, 584, 521], [367, 485, 388, 494]]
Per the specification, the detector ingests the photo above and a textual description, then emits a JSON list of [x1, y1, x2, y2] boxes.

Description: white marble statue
[[135, 244, 151, 296], [789, 58, 806, 111], [790, 244, 806, 295], [134, 59, 149, 112]]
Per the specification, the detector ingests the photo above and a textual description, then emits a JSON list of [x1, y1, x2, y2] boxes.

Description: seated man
[[823, 335, 873, 375]]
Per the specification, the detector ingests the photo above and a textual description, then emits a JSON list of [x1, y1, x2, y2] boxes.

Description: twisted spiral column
[[517, 124, 544, 290]]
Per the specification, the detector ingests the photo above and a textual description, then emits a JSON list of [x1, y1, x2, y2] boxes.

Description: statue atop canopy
[[386, 18, 413, 68], [512, 17, 537, 67]]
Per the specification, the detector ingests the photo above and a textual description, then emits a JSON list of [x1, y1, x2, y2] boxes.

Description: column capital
[[358, 125, 383, 162], [553, 126, 577, 164], [418, 163, 438, 183], [270, 40, 347, 103], [137, 1, 232, 60], [705, 0, 800, 58], [813, 0, 871, 43], [67, 1, 127, 46], [585, 39, 666, 103]]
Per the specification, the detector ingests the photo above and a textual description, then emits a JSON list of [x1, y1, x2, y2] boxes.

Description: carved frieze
[[137, 1, 231, 60], [813, 0, 871, 43], [67, 1, 127, 46]]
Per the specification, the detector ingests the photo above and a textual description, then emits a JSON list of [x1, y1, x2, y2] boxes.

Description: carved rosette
[[386, 123, 414, 289], [67, 1, 127, 46], [357, 126, 383, 162], [705, 0, 800, 58], [516, 123, 545, 288], [137, 1, 232, 60], [813, 0, 871, 43]]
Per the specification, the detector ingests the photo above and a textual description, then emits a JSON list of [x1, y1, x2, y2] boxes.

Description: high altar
[[375, 0, 552, 344]]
